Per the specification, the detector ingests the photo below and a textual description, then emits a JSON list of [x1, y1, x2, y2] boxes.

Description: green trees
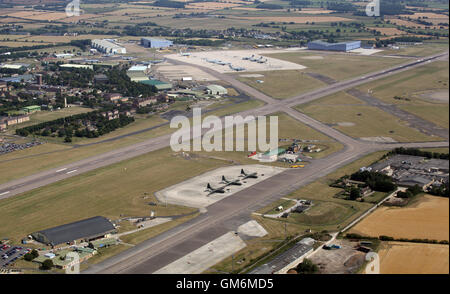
[[16, 112, 135, 140], [41, 259, 54, 270], [396, 185, 424, 198], [386, 147, 449, 160], [350, 171, 397, 192], [349, 187, 361, 200], [295, 258, 318, 274], [24, 249, 39, 261]]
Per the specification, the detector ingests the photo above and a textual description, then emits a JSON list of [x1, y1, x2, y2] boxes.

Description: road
[[0, 49, 448, 273]]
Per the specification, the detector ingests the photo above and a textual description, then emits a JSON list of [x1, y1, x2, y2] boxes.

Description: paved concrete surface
[[155, 164, 285, 208], [166, 49, 307, 73], [154, 231, 246, 274], [237, 220, 268, 238]]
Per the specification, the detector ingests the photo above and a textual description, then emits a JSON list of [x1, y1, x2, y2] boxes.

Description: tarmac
[[155, 164, 285, 208]]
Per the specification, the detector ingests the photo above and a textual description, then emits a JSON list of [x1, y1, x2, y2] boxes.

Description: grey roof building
[[249, 242, 313, 274], [31, 216, 115, 246]]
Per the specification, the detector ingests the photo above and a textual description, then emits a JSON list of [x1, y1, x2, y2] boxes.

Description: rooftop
[[31, 216, 115, 246]]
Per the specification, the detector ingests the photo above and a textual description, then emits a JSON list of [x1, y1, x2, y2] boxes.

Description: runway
[[1, 52, 447, 200], [0, 49, 448, 274]]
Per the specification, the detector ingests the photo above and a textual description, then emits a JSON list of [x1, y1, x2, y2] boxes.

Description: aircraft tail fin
[[207, 183, 212, 190]]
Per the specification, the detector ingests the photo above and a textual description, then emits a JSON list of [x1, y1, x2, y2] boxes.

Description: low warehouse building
[[141, 37, 173, 49], [139, 79, 173, 91], [31, 216, 115, 247], [307, 40, 361, 52], [206, 84, 228, 96], [92, 39, 127, 54]]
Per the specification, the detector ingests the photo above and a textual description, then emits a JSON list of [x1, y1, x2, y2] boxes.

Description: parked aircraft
[[221, 176, 242, 186], [240, 169, 258, 179], [229, 64, 245, 71], [205, 183, 226, 196]]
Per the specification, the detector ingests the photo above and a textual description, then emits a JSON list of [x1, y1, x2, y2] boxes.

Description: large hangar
[[307, 40, 361, 52], [141, 37, 173, 49], [31, 216, 115, 246]]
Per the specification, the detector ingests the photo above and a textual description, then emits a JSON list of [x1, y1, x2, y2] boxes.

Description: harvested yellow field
[[375, 242, 449, 274], [186, 2, 242, 10], [23, 12, 68, 21], [4, 11, 40, 18], [390, 18, 442, 29], [368, 27, 407, 36], [60, 14, 99, 23], [350, 195, 449, 241], [0, 41, 52, 47], [241, 16, 352, 23], [399, 12, 449, 25], [295, 9, 334, 14], [400, 12, 448, 19]]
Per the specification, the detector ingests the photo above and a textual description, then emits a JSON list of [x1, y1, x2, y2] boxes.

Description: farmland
[[376, 242, 449, 274], [350, 194, 449, 241]]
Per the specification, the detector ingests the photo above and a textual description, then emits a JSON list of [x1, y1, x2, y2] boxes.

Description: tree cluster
[[350, 171, 397, 192]]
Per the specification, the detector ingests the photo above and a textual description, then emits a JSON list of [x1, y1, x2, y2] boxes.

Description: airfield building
[[206, 84, 228, 96], [31, 216, 115, 247], [91, 39, 127, 54], [307, 40, 361, 52], [141, 37, 173, 49]]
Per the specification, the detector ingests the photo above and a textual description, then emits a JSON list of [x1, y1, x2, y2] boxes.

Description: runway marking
[[0, 191, 10, 196], [56, 168, 67, 172], [66, 170, 77, 174]]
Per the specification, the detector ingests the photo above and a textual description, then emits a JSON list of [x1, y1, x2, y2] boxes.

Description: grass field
[[375, 242, 449, 274], [399, 104, 449, 129], [350, 194, 449, 241], [265, 51, 408, 81], [193, 111, 343, 163], [296, 92, 441, 142], [376, 42, 449, 57], [0, 99, 264, 184], [357, 61, 449, 105], [0, 147, 228, 244], [287, 200, 357, 226], [236, 70, 326, 99], [355, 60, 449, 130]]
